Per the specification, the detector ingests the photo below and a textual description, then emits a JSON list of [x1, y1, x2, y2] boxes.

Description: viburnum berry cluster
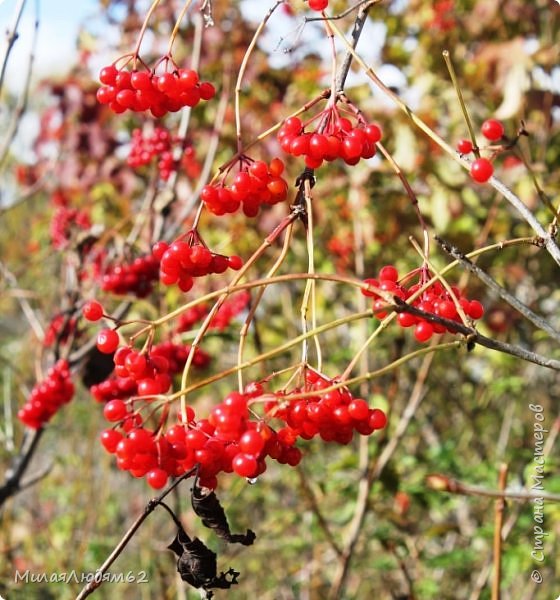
[[457, 118, 506, 183], [362, 265, 484, 342], [100, 253, 160, 298], [277, 104, 382, 169], [96, 61, 215, 117], [176, 291, 251, 333], [127, 126, 200, 181], [265, 370, 388, 443], [201, 157, 289, 217], [50, 205, 91, 250], [152, 230, 243, 292], [98, 371, 386, 490], [91, 342, 210, 403], [43, 314, 77, 348], [18, 360, 74, 429]]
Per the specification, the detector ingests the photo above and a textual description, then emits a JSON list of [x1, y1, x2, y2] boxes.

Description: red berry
[[309, 0, 328, 10], [103, 399, 128, 422], [481, 119, 504, 141], [414, 321, 434, 342], [239, 430, 265, 456], [82, 300, 104, 322], [468, 300, 484, 320], [99, 65, 118, 85], [470, 158, 494, 183], [348, 399, 369, 421], [228, 255, 243, 270], [146, 468, 169, 489], [96, 329, 120, 354], [369, 408, 387, 429], [232, 453, 258, 477], [364, 123, 382, 143], [100, 429, 123, 453], [379, 265, 399, 282], [457, 139, 473, 154]]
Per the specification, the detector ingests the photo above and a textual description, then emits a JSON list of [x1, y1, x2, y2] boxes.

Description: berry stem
[[376, 142, 430, 258], [288, 341, 463, 402], [408, 236, 470, 327], [300, 177, 323, 371], [167, 0, 195, 55], [178, 205, 302, 422], [168, 310, 374, 404], [237, 219, 295, 392], [234, 0, 283, 153], [211, 90, 331, 186], [133, 0, 163, 67], [442, 50, 480, 159]]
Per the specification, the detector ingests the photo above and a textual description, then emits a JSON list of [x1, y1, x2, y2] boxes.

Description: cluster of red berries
[[264, 371, 387, 444], [98, 369, 386, 490], [176, 291, 251, 333], [50, 206, 91, 250], [428, 0, 456, 32], [100, 254, 160, 298], [43, 314, 77, 348], [99, 388, 301, 490], [457, 118, 505, 183], [201, 157, 289, 217], [362, 265, 484, 342], [96, 63, 215, 117], [91, 342, 210, 403], [308, 0, 328, 11], [327, 234, 354, 272], [277, 109, 382, 169], [127, 127, 199, 181], [18, 360, 75, 429], [152, 230, 243, 292]]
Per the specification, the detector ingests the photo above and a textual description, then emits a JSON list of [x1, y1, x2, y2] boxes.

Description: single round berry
[[468, 300, 484, 320], [456, 139, 473, 154], [103, 399, 128, 422], [100, 429, 123, 453], [414, 321, 434, 342], [96, 329, 120, 354], [232, 453, 258, 477], [470, 158, 494, 183], [146, 468, 169, 489], [82, 300, 104, 322], [379, 265, 399, 282], [481, 119, 504, 142], [239, 430, 265, 456], [309, 0, 328, 10]]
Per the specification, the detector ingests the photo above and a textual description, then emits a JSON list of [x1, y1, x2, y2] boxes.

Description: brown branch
[[492, 464, 508, 600], [435, 235, 560, 344], [425, 473, 560, 503], [0, 0, 26, 96], [391, 297, 560, 371], [0, 427, 44, 507], [75, 466, 198, 599]]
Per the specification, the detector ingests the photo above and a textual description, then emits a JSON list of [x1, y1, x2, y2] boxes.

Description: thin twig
[[75, 467, 198, 599], [0, 0, 27, 96], [426, 473, 560, 503], [435, 235, 560, 344], [492, 464, 508, 600], [0, 428, 44, 507], [326, 19, 560, 268]]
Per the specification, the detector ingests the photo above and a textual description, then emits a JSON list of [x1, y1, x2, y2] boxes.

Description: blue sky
[[0, 0, 98, 92]]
